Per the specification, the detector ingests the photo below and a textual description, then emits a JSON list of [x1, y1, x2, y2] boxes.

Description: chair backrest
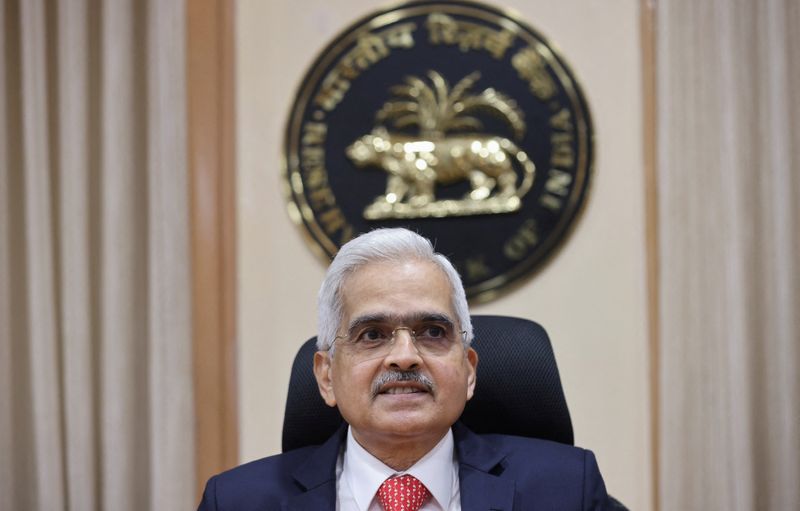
[[282, 315, 573, 452]]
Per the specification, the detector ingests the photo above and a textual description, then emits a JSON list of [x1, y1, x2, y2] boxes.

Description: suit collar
[[283, 424, 346, 511], [453, 422, 516, 511], [452, 421, 506, 473]]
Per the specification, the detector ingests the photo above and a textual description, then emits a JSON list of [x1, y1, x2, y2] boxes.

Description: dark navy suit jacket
[[198, 422, 611, 510]]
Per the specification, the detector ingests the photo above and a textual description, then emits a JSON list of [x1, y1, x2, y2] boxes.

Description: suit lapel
[[280, 423, 518, 510], [281, 482, 336, 511], [459, 466, 515, 511], [453, 422, 516, 511], [281, 425, 346, 511]]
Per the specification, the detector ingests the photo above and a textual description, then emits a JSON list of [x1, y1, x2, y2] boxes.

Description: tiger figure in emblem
[[347, 127, 535, 211]]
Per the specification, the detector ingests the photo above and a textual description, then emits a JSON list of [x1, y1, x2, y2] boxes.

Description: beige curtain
[[0, 0, 194, 509], [657, 0, 800, 509]]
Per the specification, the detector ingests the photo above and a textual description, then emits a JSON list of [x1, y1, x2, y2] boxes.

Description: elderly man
[[199, 228, 611, 510]]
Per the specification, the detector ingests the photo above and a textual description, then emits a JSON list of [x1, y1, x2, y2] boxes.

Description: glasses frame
[[331, 323, 468, 357]]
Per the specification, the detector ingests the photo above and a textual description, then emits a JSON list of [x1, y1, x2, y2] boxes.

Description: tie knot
[[377, 474, 431, 511]]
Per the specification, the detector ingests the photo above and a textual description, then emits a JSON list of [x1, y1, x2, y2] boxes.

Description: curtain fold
[[657, 0, 800, 509], [56, 0, 98, 508], [0, 0, 194, 509], [145, 0, 192, 506]]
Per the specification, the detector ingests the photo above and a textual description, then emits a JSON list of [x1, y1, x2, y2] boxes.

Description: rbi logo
[[284, 0, 594, 302]]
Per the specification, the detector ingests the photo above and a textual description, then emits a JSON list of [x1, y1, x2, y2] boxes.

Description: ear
[[313, 351, 337, 407], [464, 347, 478, 401]]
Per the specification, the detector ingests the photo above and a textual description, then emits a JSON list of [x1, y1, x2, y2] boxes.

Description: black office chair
[[282, 315, 627, 510]]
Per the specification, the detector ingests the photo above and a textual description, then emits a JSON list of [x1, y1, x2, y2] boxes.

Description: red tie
[[376, 474, 431, 511]]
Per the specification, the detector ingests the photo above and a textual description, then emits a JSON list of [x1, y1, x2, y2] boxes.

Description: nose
[[383, 329, 422, 371]]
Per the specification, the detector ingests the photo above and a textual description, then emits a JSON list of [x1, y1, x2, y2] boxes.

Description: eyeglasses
[[332, 320, 466, 358]]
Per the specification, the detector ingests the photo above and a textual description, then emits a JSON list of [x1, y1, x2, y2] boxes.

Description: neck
[[351, 429, 447, 471]]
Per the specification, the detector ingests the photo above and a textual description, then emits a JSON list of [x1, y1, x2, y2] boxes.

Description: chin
[[379, 416, 447, 438]]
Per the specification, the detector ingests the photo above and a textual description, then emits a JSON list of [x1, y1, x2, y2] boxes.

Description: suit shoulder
[[484, 433, 592, 461], [477, 434, 609, 509], [199, 446, 318, 510], [484, 433, 600, 474]]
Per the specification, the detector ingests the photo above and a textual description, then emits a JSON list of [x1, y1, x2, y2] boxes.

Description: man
[[199, 228, 611, 510]]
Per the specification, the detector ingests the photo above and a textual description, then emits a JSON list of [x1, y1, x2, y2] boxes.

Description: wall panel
[[236, 1, 651, 508]]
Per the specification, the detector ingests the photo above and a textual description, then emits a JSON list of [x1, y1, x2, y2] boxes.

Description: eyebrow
[[346, 312, 455, 335]]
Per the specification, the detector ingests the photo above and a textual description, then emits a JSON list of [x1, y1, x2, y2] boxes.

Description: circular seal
[[283, 0, 593, 302]]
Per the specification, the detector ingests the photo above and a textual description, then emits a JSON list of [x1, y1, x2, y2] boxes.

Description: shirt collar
[[343, 426, 457, 510]]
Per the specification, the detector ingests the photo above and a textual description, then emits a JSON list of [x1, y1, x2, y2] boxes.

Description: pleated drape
[[0, 0, 194, 509], [657, 0, 800, 509]]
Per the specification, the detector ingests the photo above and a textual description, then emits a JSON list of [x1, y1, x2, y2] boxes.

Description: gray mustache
[[371, 371, 434, 396]]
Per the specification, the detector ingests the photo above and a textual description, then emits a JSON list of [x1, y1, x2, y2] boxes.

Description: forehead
[[339, 259, 455, 324]]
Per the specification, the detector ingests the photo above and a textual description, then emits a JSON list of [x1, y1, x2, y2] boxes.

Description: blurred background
[[1, 0, 797, 510]]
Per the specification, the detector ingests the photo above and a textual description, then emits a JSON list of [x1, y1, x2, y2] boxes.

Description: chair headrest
[[282, 315, 573, 452]]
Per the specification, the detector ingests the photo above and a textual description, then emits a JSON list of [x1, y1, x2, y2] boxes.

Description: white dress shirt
[[335, 427, 462, 511]]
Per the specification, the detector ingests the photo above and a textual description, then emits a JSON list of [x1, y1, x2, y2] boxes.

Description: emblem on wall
[[283, 0, 593, 302]]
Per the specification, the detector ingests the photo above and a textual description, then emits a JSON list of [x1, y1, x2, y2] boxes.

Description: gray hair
[[316, 228, 473, 351]]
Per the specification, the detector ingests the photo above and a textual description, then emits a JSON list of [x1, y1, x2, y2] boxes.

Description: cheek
[[332, 362, 374, 397], [432, 361, 471, 394]]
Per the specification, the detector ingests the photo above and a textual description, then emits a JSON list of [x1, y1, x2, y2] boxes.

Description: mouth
[[371, 371, 435, 398], [378, 383, 430, 395]]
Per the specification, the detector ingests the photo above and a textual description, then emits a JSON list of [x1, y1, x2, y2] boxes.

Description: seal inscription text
[[283, 1, 593, 302]]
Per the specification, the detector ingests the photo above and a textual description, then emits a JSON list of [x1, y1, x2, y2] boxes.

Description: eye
[[356, 327, 388, 344], [419, 324, 448, 340]]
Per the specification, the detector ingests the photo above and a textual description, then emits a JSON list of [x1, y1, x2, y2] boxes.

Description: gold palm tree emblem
[[377, 70, 526, 140]]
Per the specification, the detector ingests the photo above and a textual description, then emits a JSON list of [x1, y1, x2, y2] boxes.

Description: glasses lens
[[413, 322, 454, 354], [350, 324, 393, 352], [338, 321, 459, 357]]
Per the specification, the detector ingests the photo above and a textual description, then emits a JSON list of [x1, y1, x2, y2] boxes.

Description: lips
[[371, 371, 435, 397], [379, 383, 429, 395]]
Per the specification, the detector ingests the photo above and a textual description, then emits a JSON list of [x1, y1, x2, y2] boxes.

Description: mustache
[[371, 371, 434, 396]]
